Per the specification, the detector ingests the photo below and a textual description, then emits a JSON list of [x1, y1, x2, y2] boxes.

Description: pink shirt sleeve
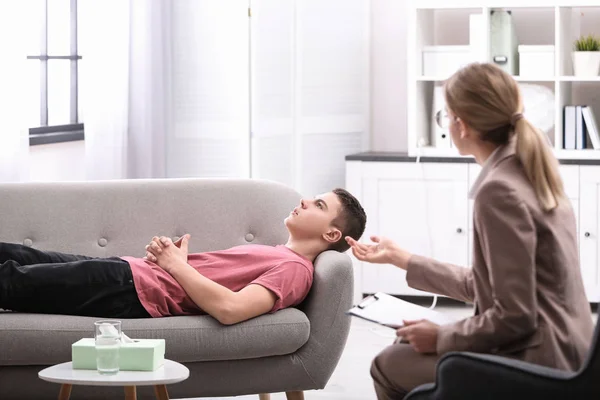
[[250, 261, 314, 312]]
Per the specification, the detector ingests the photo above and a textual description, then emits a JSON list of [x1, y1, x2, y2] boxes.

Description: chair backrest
[[578, 317, 600, 380]]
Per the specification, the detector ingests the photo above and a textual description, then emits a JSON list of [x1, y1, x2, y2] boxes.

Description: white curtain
[[0, 2, 30, 182], [79, 0, 130, 180], [80, 0, 252, 181], [127, 0, 172, 179], [168, 0, 250, 178]]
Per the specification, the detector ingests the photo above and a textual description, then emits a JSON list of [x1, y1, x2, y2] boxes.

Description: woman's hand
[[345, 235, 412, 270], [396, 319, 439, 354]]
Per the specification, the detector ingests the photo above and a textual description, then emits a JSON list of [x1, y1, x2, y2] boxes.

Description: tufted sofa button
[[23, 238, 33, 247], [245, 233, 255, 242], [98, 238, 108, 247]]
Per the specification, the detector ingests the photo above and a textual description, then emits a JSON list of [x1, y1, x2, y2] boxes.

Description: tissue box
[[72, 338, 166, 371]]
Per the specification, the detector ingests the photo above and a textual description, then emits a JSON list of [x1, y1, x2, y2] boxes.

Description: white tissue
[[121, 333, 134, 343], [97, 323, 135, 343], [98, 323, 120, 338]]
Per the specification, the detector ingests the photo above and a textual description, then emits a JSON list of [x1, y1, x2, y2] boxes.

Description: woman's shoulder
[[473, 158, 542, 225], [478, 156, 533, 201]]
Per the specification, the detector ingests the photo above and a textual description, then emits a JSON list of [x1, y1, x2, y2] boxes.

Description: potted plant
[[573, 34, 600, 77]]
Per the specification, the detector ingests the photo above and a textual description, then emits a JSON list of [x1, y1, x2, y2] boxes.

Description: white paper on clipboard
[[346, 292, 454, 328]]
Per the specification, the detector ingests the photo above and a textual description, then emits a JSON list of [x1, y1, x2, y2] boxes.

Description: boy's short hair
[[330, 188, 367, 252]]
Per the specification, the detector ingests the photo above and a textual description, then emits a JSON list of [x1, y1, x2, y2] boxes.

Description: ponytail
[[444, 62, 567, 212], [514, 118, 565, 211]]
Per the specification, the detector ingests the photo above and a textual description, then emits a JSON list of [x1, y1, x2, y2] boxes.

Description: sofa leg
[[285, 391, 304, 400], [258, 394, 271, 400]]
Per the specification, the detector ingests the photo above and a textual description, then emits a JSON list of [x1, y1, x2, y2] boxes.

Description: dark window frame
[[28, 0, 84, 146]]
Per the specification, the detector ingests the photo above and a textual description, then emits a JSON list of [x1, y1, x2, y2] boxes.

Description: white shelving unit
[[407, 0, 600, 159]]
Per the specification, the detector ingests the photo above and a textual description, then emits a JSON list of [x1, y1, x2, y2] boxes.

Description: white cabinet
[[579, 166, 600, 303], [346, 160, 469, 298], [346, 159, 600, 304]]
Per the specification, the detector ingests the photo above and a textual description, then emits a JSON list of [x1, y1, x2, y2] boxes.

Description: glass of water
[[94, 320, 122, 375]]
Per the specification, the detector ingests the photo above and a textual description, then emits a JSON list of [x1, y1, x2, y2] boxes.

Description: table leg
[[58, 384, 72, 400], [124, 385, 137, 400], [154, 384, 169, 400]]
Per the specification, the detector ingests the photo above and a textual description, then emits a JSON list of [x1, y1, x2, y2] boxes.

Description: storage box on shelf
[[519, 45, 555, 78], [407, 1, 600, 161], [422, 45, 473, 77]]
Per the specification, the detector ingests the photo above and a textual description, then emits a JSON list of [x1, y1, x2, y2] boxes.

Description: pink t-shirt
[[121, 244, 314, 318]]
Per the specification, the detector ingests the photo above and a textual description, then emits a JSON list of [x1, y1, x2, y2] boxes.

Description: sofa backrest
[[0, 178, 301, 257]]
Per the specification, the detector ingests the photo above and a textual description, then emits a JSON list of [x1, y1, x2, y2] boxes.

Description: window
[[27, 0, 84, 145]]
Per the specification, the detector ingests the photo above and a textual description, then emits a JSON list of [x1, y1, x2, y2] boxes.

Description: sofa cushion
[[0, 308, 310, 365]]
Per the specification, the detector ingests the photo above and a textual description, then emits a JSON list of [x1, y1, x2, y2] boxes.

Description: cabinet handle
[[585, 232, 591, 238], [456, 228, 463, 234]]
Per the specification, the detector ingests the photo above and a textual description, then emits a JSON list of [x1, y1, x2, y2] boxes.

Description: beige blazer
[[406, 141, 594, 372]]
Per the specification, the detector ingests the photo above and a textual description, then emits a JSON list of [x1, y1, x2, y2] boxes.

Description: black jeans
[[0, 242, 151, 318]]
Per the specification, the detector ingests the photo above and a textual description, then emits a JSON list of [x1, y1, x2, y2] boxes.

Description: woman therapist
[[346, 62, 594, 400]]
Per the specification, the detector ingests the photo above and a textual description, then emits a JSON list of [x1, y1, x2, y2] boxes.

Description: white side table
[[38, 360, 189, 400]]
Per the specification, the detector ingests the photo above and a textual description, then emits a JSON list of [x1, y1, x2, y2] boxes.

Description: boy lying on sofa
[[0, 188, 366, 325]]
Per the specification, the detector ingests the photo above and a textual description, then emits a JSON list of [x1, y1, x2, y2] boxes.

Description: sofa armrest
[[295, 250, 354, 388], [405, 352, 575, 400]]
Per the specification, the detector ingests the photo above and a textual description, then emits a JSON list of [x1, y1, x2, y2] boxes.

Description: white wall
[[29, 140, 86, 182], [29, 2, 600, 180], [370, 0, 408, 152]]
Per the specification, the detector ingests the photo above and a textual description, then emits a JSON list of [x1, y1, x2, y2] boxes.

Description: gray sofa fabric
[[0, 178, 354, 399], [0, 310, 310, 364]]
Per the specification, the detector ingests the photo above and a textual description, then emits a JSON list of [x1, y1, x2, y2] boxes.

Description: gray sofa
[[0, 178, 354, 399]]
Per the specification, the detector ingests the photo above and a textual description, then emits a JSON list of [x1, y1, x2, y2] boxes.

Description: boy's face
[[284, 192, 343, 243]]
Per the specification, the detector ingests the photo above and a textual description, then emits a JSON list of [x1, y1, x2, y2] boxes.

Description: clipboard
[[346, 292, 453, 328]]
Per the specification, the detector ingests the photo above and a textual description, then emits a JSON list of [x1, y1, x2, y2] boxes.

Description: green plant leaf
[[574, 34, 600, 51]]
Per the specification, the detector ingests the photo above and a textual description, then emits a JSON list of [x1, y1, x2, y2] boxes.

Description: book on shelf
[[563, 105, 600, 150], [582, 106, 600, 150], [576, 105, 587, 150], [564, 106, 576, 150]]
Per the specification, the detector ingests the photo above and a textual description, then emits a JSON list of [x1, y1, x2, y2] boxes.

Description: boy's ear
[[323, 228, 342, 244]]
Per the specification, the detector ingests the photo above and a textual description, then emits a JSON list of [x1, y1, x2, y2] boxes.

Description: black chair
[[405, 319, 600, 400]]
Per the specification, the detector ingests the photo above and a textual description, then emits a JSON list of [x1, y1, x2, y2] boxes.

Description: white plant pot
[[572, 51, 600, 76]]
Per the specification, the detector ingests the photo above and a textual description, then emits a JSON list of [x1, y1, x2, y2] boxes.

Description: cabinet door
[[360, 162, 469, 296], [579, 166, 600, 303]]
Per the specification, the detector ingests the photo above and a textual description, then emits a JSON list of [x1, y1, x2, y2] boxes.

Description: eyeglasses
[[435, 108, 458, 129]]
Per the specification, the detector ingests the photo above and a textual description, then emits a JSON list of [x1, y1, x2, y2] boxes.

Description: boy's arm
[[168, 260, 277, 325], [146, 235, 276, 325]]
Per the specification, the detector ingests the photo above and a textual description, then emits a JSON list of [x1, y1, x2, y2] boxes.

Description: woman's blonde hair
[[444, 62, 565, 211]]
